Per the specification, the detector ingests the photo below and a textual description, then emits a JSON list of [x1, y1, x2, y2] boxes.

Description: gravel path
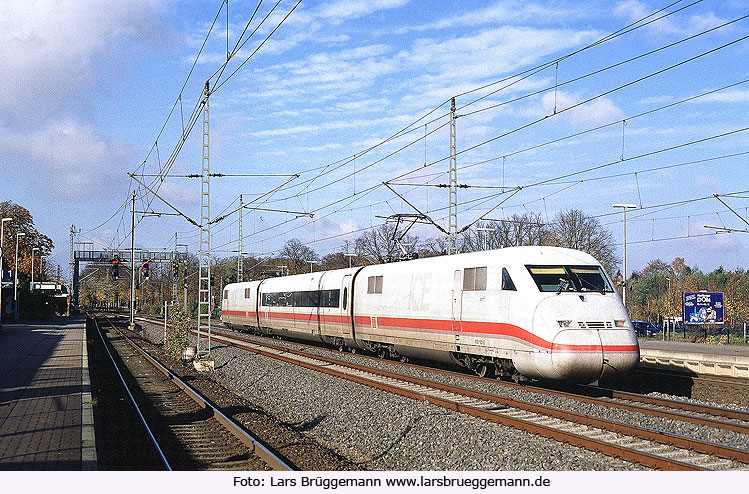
[[139, 320, 646, 470]]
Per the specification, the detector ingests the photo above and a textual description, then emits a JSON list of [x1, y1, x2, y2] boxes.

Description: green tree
[[0, 201, 54, 278]]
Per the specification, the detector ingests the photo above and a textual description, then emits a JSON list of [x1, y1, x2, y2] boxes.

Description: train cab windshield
[[526, 265, 614, 293]]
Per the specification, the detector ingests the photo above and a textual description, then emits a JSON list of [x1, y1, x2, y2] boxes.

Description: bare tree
[[548, 209, 618, 275], [279, 239, 318, 274], [355, 224, 418, 263], [419, 235, 450, 258], [461, 213, 549, 252]]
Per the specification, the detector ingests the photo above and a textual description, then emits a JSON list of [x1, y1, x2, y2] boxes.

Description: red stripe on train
[[223, 310, 638, 353]]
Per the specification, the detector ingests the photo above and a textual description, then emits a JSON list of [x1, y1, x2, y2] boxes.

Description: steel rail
[[92, 316, 172, 470], [138, 314, 749, 433], [199, 329, 748, 470], [104, 316, 294, 471], [576, 383, 749, 426]]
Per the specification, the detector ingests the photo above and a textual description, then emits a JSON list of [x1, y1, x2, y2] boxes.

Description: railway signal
[[142, 259, 150, 280], [111, 257, 120, 280]]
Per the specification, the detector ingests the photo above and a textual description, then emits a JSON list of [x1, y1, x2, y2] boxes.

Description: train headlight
[[557, 320, 572, 328], [614, 319, 626, 328]]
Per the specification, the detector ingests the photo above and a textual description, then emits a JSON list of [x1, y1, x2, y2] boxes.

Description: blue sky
[[1, 0, 748, 280]]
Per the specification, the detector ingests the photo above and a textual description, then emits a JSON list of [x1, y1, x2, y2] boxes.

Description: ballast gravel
[[140, 321, 646, 470]]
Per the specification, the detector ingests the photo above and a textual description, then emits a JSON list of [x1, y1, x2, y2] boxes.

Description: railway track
[[92, 315, 293, 471], [138, 315, 749, 433], [159, 316, 749, 431], [160, 321, 748, 471]]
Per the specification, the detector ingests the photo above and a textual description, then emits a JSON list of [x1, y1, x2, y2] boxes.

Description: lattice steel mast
[[197, 81, 212, 357], [237, 194, 243, 283], [448, 97, 458, 254]]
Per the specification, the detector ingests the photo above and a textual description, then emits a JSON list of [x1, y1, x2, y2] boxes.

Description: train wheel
[[476, 363, 495, 379], [377, 347, 387, 359]]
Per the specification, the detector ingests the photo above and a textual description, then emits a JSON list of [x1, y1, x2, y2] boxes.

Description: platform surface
[[0, 316, 96, 470], [638, 337, 749, 378], [639, 338, 749, 357]]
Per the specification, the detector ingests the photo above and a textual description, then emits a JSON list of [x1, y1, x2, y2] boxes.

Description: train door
[[452, 270, 462, 345], [341, 274, 351, 335], [497, 267, 515, 323]]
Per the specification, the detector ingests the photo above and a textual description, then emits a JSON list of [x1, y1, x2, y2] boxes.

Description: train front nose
[[534, 297, 640, 382], [551, 327, 639, 382], [551, 329, 604, 382]]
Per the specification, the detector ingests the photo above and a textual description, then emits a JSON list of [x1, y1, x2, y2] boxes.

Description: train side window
[[502, 268, 517, 291], [463, 268, 475, 291], [224, 289, 229, 300], [367, 276, 383, 294], [463, 267, 486, 291], [325, 289, 340, 307], [475, 267, 487, 291], [343, 287, 348, 310], [320, 290, 331, 307], [244, 288, 251, 298]]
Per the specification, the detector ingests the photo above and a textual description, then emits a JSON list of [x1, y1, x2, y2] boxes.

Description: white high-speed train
[[221, 246, 640, 383]]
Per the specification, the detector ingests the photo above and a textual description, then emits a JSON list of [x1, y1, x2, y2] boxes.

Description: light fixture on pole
[[31, 247, 39, 290], [0, 218, 12, 328], [14, 231, 26, 321], [344, 253, 356, 268], [306, 260, 316, 273], [612, 203, 637, 311], [477, 227, 493, 250]]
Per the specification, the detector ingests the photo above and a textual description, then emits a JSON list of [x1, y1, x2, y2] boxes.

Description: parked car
[[632, 320, 659, 337]]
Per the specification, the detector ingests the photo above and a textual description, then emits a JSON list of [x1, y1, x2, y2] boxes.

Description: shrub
[[164, 305, 192, 359]]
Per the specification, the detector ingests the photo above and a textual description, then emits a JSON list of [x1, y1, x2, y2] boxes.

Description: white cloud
[[316, 0, 410, 24], [615, 1, 728, 37], [689, 90, 749, 104], [395, 1, 586, 34], [1, 118, 132, 198], [541, 91, 624, 127], [0, 0, 166, 122]]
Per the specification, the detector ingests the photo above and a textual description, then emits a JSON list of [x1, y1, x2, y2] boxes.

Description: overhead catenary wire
[[91, 0, 746, 268], [96, 0, 707, 247]]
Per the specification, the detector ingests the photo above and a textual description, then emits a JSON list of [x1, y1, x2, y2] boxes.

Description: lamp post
[[306, 260, 316, 273], [31, 247, 39, 291], [613, 203, 637, 311], [14, 231, 26, 321], [477, 227, 493, 250], [0, 218, 12, 328], [344, 253, 356, 268]]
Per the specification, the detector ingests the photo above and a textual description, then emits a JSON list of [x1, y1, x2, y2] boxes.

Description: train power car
[[221, 247, 640, 383]]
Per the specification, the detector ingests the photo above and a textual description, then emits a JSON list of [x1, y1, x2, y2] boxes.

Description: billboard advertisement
[[682, 292, 724, 324]]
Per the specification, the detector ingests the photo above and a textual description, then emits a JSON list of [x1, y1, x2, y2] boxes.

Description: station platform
[[0, 316, 96, 470], [638, 338, 749, 379]]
